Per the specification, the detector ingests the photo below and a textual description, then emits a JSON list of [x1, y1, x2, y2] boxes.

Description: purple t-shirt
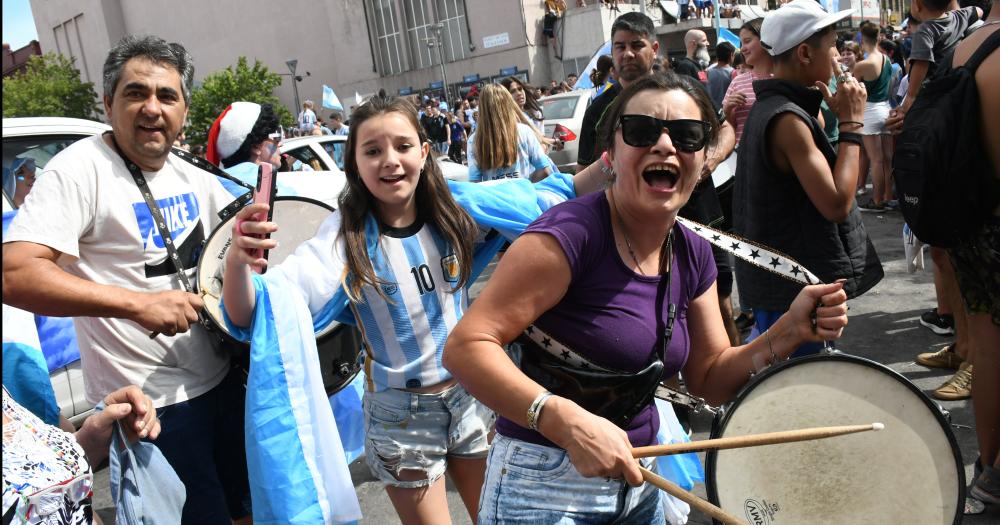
[[497, 191, 717, 448]]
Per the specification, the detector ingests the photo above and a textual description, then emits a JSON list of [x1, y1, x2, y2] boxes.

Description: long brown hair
[[339, 96, 477, 301], [474, 84, 547, 171]]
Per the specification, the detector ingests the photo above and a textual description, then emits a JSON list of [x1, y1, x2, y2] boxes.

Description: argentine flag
[[2, 303, 60, 425], [322, 85, 343, 110]]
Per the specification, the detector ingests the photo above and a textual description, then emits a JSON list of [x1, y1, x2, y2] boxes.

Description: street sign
[[462, 73, 480, 83], [483, 32, 510, 49], [398, 87, 413, 95], [500, 66, 518, 76], [429, 80, 444, 89]]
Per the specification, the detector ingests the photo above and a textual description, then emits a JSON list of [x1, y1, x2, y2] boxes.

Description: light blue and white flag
[[718, 28, 741, 48], [322, 85, 343, 110], [2, 303, 61, 425], [227, 274, 362, 525], [572, 40, 613, 90], [355, 92, 363, 105]]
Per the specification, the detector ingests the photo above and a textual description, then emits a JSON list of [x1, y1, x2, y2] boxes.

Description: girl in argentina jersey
[[223, 96, 508, 524]]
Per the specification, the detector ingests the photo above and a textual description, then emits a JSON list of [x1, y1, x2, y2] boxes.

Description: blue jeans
[[478, 434, 664, 524], [150, 369, 251, 524]]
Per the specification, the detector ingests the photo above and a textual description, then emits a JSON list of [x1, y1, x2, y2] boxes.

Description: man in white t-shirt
[[1, 35, 251, 524]]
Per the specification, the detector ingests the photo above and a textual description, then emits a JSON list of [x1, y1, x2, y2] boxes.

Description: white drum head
[[197, 196, 335, 341], [708, 354, 962, 525]]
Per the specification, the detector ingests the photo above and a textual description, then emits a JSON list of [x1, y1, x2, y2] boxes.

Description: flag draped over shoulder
[[228, 273, 362, 525]]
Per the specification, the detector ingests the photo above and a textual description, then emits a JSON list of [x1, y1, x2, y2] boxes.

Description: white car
[[3, 117, 111, 425], [2, 117, 360, 425], [281, 134, 470, 183], [540, 89, 594, 174]]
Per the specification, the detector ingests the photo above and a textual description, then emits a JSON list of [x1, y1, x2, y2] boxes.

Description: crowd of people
[[2, 0, 998, 523]]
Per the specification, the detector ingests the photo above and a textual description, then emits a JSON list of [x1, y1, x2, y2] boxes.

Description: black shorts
[[948, 216, 1000, 326]]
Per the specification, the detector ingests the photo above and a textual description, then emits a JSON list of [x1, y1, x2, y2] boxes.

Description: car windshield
[[284, 144, 328, 171], [542, 96, 579, 120], [3, 134, 93, 209]]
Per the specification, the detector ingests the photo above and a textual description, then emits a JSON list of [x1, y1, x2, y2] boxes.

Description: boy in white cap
[[732, 0, 883, 356]]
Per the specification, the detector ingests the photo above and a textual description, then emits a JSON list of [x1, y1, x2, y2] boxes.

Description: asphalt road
[[93, 208, 998, 524]]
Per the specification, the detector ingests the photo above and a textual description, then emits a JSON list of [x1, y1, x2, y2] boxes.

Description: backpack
[[893, 29, 1000, 248]]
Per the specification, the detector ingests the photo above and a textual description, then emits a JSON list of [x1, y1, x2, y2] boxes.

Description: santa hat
[[206, 102, 263, 166]]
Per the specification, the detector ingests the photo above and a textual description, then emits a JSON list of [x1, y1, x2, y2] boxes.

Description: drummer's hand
[[788, 280, 848, 342], [228, 203, 278, 272], [128, 290, 203, 336], [540, 397, 643, 486]]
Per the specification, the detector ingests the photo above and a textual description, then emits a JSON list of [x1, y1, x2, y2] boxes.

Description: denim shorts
[[478, 434, 664, 524], [364, 383, 494, 488]]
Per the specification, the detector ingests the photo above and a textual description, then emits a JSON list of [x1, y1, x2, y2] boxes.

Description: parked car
[[2, 117, 360, 425], [3, 117, 112, 425], [540, 89, 594, 174], [281, 134, 470, 182]]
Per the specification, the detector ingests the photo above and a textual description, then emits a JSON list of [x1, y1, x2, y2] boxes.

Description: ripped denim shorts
[[363, 383, 494, 488]]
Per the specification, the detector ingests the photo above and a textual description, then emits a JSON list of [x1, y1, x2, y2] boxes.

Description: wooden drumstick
[[638, 466, 748, 525], [632, 422, 884, 458]]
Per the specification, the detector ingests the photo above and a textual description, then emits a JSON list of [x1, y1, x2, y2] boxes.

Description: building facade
[[2, 40, 43, 77], [28, 0, 651, 118]]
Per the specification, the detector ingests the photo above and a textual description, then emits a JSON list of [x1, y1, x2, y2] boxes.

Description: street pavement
[[93, 208, 998, 523]]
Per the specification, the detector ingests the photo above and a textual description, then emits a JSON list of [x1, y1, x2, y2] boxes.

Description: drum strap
[[108, 135, 221, 338], [522, 325, 717, 414], [676, 217, 822, 286], [169, 147, 254, 222]]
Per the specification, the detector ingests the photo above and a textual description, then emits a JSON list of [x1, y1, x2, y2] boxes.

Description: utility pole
[[286, 59, 301, 114], [429, 23, 451, 104]]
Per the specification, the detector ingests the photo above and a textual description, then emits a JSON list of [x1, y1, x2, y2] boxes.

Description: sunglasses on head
[[268, 126, 285, 142], [618, 115, 711, 152]]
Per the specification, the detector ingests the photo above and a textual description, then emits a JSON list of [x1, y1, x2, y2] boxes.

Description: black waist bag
[[515, 336, 664, 429]]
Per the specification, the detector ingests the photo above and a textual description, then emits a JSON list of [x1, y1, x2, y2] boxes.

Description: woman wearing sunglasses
[[2, 384, 159, 523], [443, 72, 849, 524]]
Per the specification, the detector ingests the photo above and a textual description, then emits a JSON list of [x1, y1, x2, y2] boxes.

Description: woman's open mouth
[[642, 163, 679, 191]]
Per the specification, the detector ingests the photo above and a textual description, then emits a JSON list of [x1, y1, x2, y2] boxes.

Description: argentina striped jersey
[[269, 211, 480, 392]]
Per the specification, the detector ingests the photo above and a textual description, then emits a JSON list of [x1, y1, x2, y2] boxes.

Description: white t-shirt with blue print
[[467, 123, 550, 183]]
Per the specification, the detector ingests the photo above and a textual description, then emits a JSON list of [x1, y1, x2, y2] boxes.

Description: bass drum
[[197, 196, 362, 394], [707, 353, 963, 525]]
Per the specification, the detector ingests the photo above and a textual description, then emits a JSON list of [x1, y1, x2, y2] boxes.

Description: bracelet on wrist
[[838, 131, 864, 146], [527, 391, 554, 431], [838, 120, 863, 128]]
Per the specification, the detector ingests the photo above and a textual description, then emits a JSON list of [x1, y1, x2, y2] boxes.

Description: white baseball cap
[[760, 0, 855, 57]]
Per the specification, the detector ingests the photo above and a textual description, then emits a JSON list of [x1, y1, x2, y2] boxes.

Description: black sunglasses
[[618, 115, 711, 152]]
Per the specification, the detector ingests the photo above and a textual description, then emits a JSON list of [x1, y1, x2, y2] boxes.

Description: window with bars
[[404, 0, 438, 69], [370, 0, 406, 75], [367, 0, 470, 76], [434, 0, 468, 63]]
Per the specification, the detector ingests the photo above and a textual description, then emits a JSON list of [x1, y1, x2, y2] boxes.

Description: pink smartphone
[[235, 163, 277, 273]]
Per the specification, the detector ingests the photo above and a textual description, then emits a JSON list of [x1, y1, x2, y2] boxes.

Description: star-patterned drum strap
[[676, 217, 823, 286], [654, 384, 717, 414], [521, 325, 614, 372]]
